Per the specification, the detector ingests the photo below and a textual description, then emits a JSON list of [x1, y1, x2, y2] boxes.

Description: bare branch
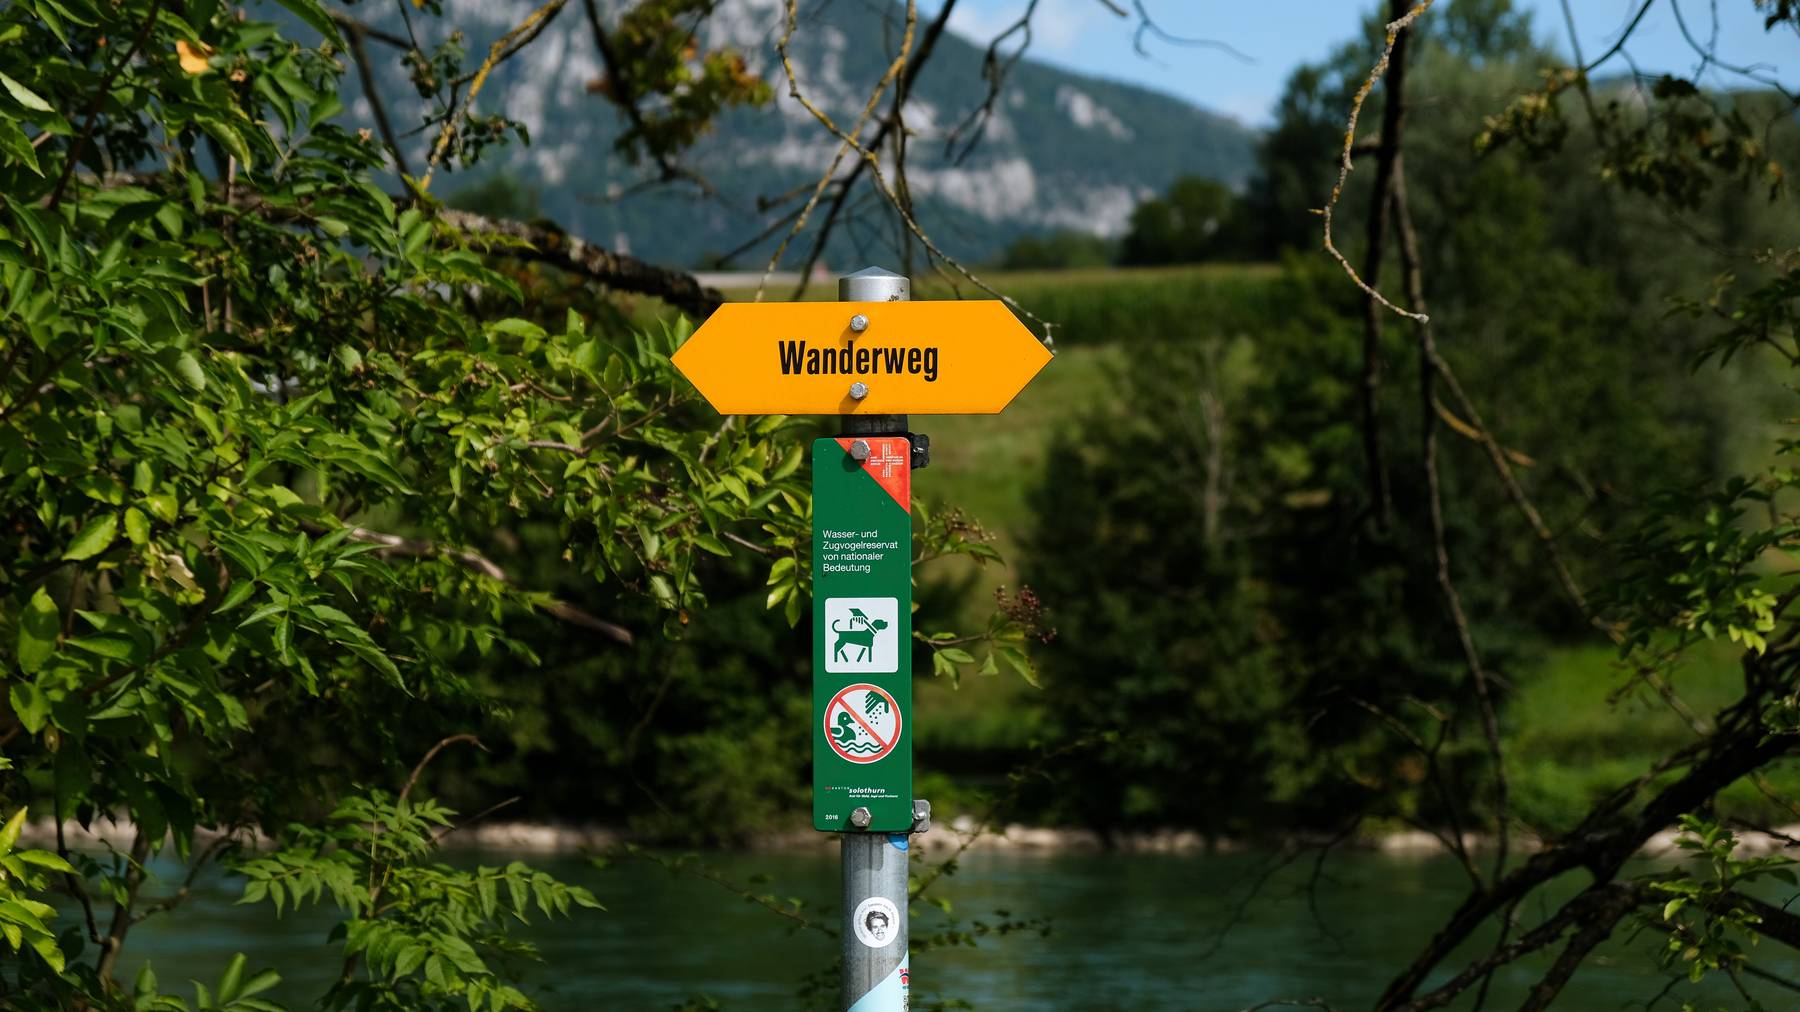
[[343, 20, 414, 177], [400, 734, 486, 804], [772, 1, 1056, 340], [581, 0, 712, 190], [1128, 1, 1255, 64], [329, 11, 410, 50], [437, 207, 723, 320], [420, 0, 571, 192], [344, 524, 635, 645], [1321, 1, 1434, 324], [757, 0, 918, 299], [94, 830, 152, 981], [1396, 881, 1649, 1011], [1581, 0, 1657, 74], [1391, 162, 1510, 882], [943, 0, 1041, 166], [46, 0, 165, 209]]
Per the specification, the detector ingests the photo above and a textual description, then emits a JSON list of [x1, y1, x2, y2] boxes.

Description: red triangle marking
[[836, 437, 910, 512]]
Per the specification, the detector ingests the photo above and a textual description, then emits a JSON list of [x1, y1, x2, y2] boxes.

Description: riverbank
[[26, 816, 1800, 860]]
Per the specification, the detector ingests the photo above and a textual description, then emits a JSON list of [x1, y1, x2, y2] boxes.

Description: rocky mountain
[[330, 0, 1259, 268]]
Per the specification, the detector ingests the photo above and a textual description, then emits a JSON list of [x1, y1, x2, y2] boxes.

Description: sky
[[923, 0, 1800, 126]]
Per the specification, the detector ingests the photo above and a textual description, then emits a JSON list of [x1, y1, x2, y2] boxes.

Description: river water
[[104, 846, 1793, 1010]]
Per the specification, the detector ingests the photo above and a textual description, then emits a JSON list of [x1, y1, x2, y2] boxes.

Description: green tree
[[1118, 176, 1238, 266], [0, 1, 1042, 1001], [0, 0, 812, 1005], [994, 230, 1113, 271], [1021, 0, 1794, 843]]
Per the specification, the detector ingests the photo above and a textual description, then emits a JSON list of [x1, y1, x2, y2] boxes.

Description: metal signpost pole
[[670, 263, 1049, 1012], [834, 267, 922, 1012]]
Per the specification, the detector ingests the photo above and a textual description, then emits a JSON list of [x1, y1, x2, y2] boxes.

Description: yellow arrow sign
[[671, 301, 1052, 415]]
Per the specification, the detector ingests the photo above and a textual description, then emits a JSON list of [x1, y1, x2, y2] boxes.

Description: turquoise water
[[91, 846, 1795, 1009]]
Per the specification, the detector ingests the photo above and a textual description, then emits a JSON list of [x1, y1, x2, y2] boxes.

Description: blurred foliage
[[992, 230, 1114, 271], [0, 0, 1022, 1002], [1118, 176, 1239, 267], [590, 0, 774, 169], [1017, 0, 1800, 834]]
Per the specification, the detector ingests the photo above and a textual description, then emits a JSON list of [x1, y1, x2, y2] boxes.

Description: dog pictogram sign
[[825, 684, 901, 764], [825, 597, 899, 673]]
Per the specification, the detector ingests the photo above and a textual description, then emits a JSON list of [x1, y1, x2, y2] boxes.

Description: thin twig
[[1320, 0, 1434, 324], [400, 734, 486, 804], [419, 0, 570, 192], [774, 0, 1056, 341], [1391, 164, 1509, 884], [346, 24, 414, 177], [757, 0, 918, 301], [46, 0, 165, 209]]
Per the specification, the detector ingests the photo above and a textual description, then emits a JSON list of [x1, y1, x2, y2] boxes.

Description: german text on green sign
[[812, 437, 912, 833]]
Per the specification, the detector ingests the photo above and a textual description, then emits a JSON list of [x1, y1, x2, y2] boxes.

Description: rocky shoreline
[[22, 817, 1800, 860]]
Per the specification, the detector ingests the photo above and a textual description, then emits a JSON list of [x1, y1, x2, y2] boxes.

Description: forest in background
[[8, 0, 1800, 1007], [415, 1, 1800, 844]]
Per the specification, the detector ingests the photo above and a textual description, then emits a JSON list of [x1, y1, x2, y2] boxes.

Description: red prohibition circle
[[824, 683, 901, 765]]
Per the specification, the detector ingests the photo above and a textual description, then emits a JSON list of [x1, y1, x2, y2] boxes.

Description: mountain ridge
[[329, 0, 1260, 267]]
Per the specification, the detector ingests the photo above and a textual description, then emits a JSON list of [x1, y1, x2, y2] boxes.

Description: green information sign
[[812, 436, 913, 833]]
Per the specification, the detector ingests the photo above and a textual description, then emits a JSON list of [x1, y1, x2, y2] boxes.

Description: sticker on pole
[[824, 597, 900, 673], [825, 683, 902, 765], [852, 896, 901, 949]]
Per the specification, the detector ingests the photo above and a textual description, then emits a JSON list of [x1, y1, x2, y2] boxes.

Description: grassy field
[[1507, 640, 1800, 831]]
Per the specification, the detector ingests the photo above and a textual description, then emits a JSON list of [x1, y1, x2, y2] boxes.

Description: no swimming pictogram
[[824, 683, 901, 765]]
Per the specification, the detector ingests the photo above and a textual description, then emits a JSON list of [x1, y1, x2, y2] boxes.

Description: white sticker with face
[[852, 896, 901, 949]]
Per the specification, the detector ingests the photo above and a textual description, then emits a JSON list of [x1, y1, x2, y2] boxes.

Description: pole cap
[[839, 267, 909, 303]]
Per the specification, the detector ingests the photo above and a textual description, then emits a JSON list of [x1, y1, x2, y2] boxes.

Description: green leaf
[[0, 808, 24, 856], [490, 318, 546, 340], [68, 634, 140, 663], [27, 931, 63, 973], [124, 506, 150, 545], [62, 514, 119, 560], [270, 0, 341, 41], [998, 645, 1039, 687], [4, 683, 44, 733], [174, 351, 206, 390], [0, 119, 41, 176], [16, 850, 73, 873], [18, 586, 58, 673], [691, 532, 731, 557], [0, 72, 51, 112], [217, 952, 245, 1002], [236, 967, 280, 1000], [196, 115, 252, 170]]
